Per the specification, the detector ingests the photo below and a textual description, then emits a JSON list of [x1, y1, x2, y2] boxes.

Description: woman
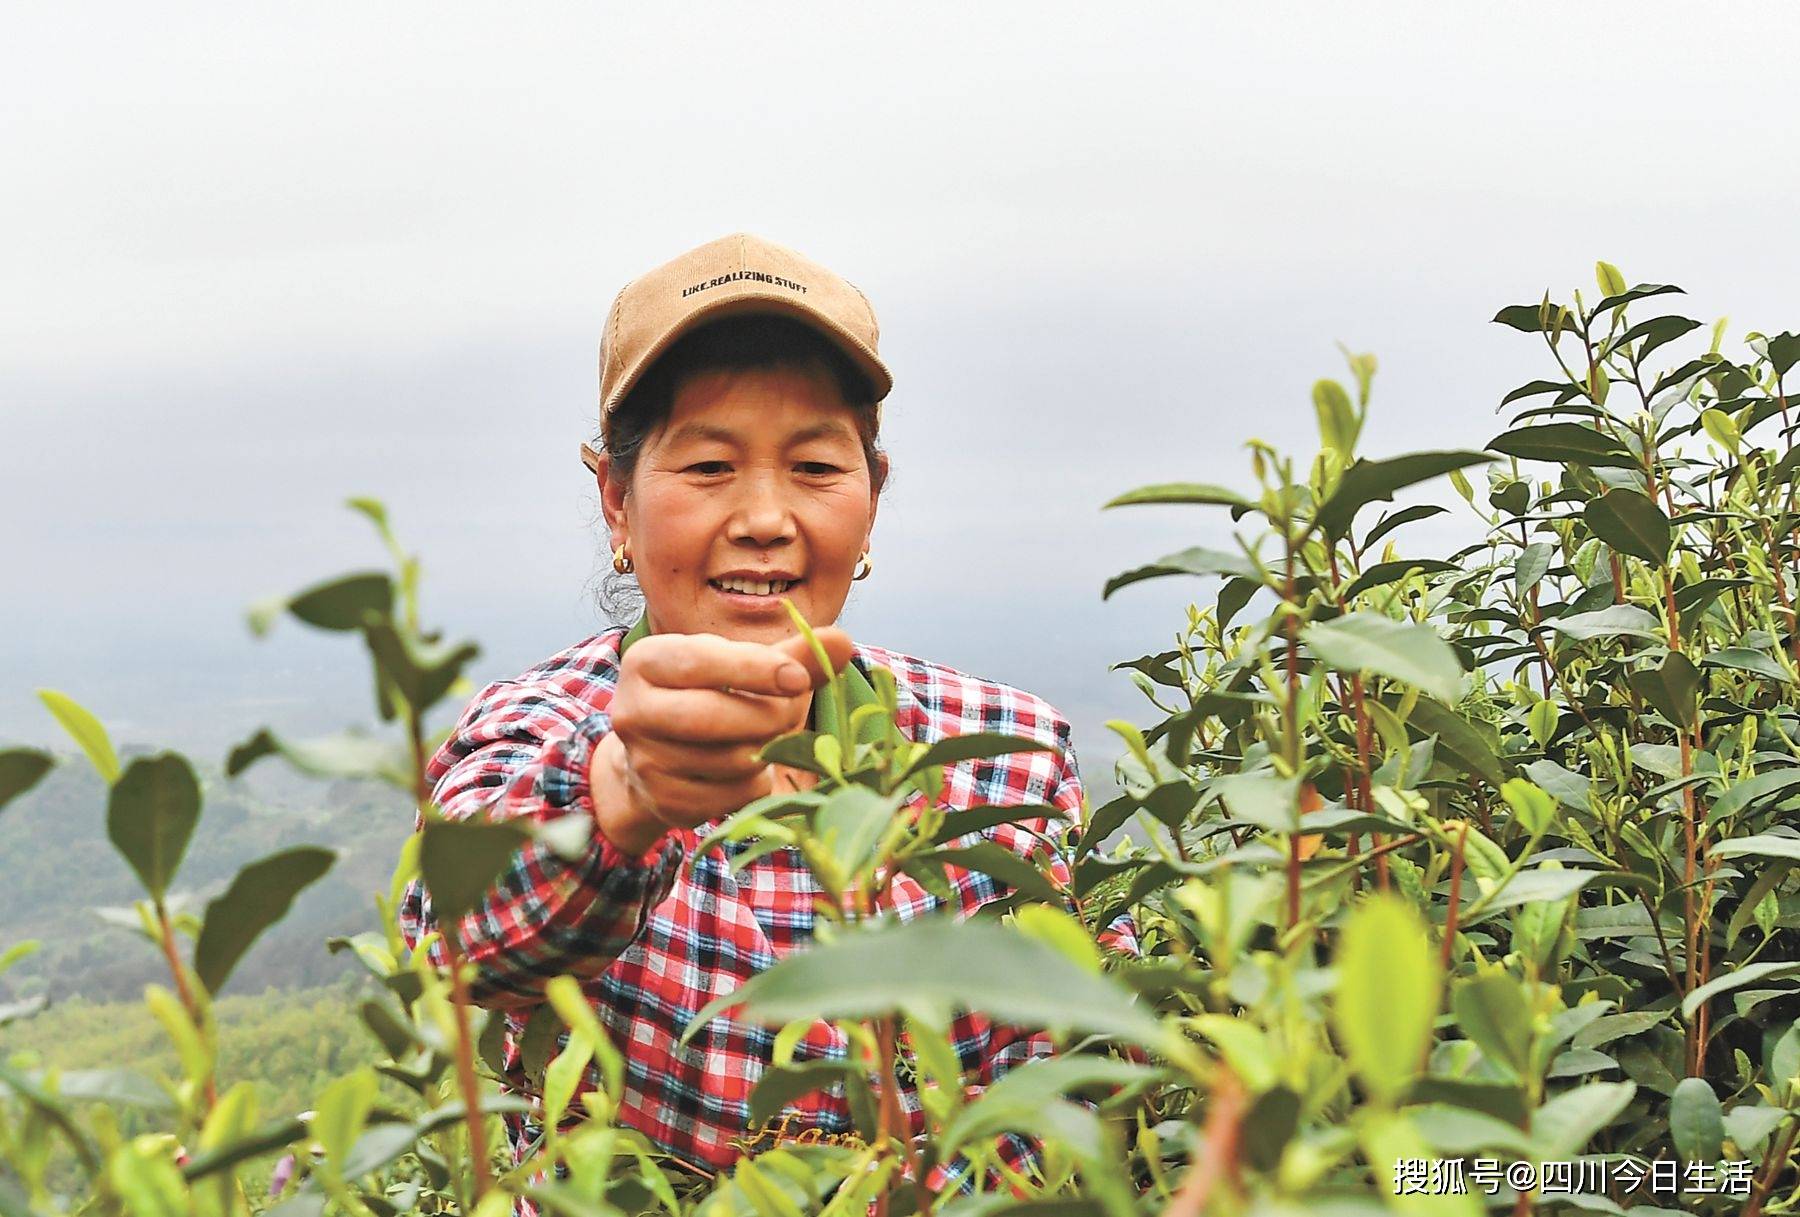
[[398, 233, 1122, 1201]]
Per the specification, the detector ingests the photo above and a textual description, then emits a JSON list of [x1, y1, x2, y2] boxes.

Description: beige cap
[[580, 232, 893, 472]]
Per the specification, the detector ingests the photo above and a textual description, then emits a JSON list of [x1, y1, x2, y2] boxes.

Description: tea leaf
[[1670, 1077, 1724, 1161], [1312, 451, 1492, 539], [1303, 613, 1464, 704], [418, 816, 532, 926], [1583, 489, 1672, 563], [1487, 423, 1637, 468], [681, 918, 1166, 1048], [195, 846, 337, 993], [36, 689, 120, 784], [1681, 961, 1800, 1019], [1544, 605, 1663, 642], [0, 749, 53, 814], [1102, 482, 1251, 510], [107, 754, 202, 901], [1334, 895, 1439, 1104], [1627, 651, 1701, 729], [1452, 971, 1533, 1079]]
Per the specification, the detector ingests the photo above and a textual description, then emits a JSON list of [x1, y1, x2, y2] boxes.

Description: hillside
[[0, 748, 414, 1003]]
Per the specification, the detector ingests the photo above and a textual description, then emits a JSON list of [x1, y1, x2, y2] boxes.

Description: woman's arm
[[397, 678, 684, 1010]]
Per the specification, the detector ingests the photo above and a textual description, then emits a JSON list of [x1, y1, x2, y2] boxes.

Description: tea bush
[[2, 266, 1797, 1215]]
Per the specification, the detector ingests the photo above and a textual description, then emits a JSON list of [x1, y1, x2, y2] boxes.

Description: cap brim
[[602, 293, 893, 439]]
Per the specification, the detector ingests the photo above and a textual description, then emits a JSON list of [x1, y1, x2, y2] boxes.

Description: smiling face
[[598, 359, 884, 646]]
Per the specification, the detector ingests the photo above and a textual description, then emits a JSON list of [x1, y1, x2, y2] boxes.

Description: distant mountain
[[0, 747, 414, 1003]]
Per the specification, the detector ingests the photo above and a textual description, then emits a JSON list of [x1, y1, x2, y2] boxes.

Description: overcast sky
[[5, 5, 1800, 792]]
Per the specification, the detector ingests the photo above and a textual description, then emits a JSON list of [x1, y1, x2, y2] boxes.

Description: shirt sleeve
[[397, 678, 683, 1010]]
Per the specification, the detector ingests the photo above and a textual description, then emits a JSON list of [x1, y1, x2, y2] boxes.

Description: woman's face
[[598, 360, 882, 647]]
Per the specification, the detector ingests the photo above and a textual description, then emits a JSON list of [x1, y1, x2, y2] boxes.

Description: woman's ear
[[597, 453, 629, 549]]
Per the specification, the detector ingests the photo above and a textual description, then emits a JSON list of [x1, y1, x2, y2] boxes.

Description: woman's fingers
[[626, 633, 813, 696], [615, 685, 806, 744], [772, 627, 856, 688]]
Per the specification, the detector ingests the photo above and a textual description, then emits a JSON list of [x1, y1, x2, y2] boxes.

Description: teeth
[[714, 577, 795, 596]]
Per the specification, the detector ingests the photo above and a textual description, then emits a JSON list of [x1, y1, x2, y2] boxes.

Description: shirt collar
[[617, 612, 886, 744]]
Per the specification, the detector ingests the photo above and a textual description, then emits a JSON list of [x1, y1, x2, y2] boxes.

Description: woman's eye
[[686, 461, 730, 476], [797, 462, 843, 476]]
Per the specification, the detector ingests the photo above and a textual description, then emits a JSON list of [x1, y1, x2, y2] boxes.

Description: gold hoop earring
[[612, 545, 634, 575], [852, 551, 873, 581]]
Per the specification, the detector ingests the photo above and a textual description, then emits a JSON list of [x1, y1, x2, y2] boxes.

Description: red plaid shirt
[[397, 623, 1131, 1202]]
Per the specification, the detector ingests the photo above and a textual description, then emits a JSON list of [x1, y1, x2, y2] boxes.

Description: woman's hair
[[592, 313, 890, 623]]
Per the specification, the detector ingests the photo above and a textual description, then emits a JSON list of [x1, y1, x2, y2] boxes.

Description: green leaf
[[1492, 303, 1578, 335], [30, 1068, 175, 1111], [1725, 1104, 1787, 1155], [1363, 504, 1447, 549], [1594, 283, 1682, 315], [1544, 605, 1663, 642], [1212, 772, 1300, 833], [224, 728, 414, 789], [1011, 905, 1102, 974], [681, 918, 1168, 1050], [748, 1061, 862, 1127], [1500, 779, 1554, 836], [0, 749, 53, 814], [1312, 451, 1493, 539], [36, 689, 120, 784], [1340, 559, 1458, 601], [1708, 770, 1800, 821], [1388, 695, 1507, 788], [194, 847, 337, 993], [1451, 972, 1532, 1079], [1703, 647, 1788, 682], [1682, 961, 1800, 1019], [1487, 423, 1637, 468], [1595, 261, 1627, 298], [362, 619, 480, 714], [310, 1069, 377, 1165], [419, 817, 532, 927], [1710, 834, 1800, 863], [928, 843, 1062, 903], [1102, 482, 1251, 510], [932, 803, 1067, 846], [1514, 542, 1555, 593], [1103, 545, 1259, 599], [1313, 379, 1358, 455], [287, 572, 393, 632], [1619, 315, 1702, 361], [1303, 613, 1464, 703], [1333, 895, 1439, 1104], [1670, 1077, 1724, 1161], [1468, 868, 1611, 919], [900, 733, 1056, 781], [107, 754, 202, 902], [1627, 652, 1701, 729], [1583, 489, 1671, 563], [1531, 1081, 1637, 1158]]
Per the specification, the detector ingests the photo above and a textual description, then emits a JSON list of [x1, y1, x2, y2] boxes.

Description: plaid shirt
[[397, 623, 1131, 1203]]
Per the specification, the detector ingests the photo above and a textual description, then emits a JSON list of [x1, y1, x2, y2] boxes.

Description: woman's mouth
[[708, 576, 802, 598]]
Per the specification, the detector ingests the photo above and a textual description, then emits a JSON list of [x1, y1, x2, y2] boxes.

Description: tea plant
[[1, 264, 1796, 1216]]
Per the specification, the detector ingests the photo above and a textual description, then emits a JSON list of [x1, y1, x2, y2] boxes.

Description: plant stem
[[1284, 531, 1302, 929], [1744, 1116, 1798, 1217], [1441, 822, 1468, 972], [155, 899, 218, 1112], [1163, 1069, 1245, 1217], [443, 938, 493, 1200]]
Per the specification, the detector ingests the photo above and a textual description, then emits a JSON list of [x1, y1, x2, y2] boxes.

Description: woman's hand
[[589, 627, 856, 856]]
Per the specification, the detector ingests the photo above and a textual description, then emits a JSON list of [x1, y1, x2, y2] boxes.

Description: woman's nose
[[724, 469, 796, 546]]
